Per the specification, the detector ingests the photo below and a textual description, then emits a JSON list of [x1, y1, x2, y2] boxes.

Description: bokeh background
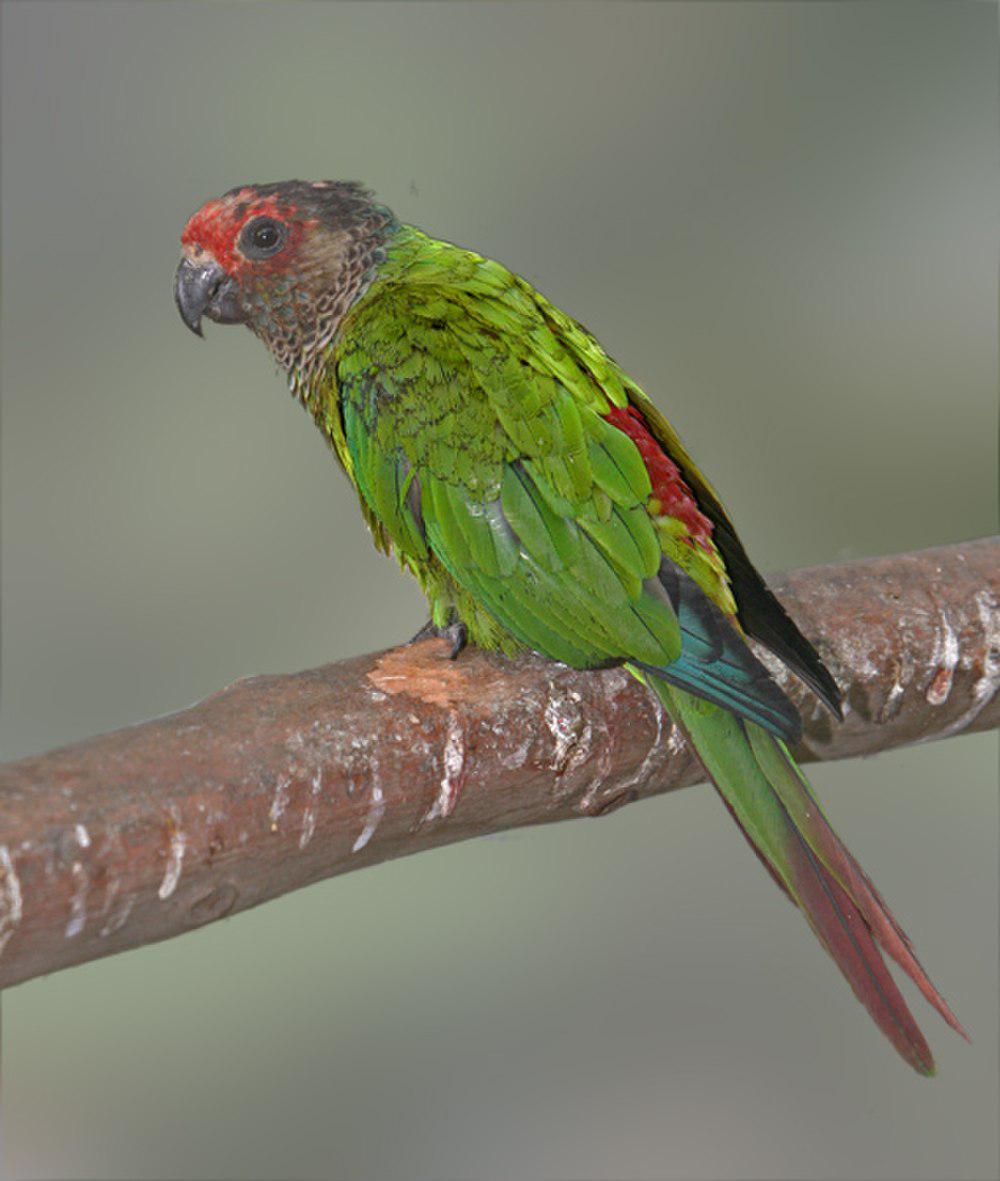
[[1, 2, 996, 1178]]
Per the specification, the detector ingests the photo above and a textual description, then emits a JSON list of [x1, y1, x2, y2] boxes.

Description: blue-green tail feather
[[641, 675, 966, 1075]]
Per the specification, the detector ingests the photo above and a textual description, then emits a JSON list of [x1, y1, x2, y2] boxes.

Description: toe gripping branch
[[410, 618, 468, 660]]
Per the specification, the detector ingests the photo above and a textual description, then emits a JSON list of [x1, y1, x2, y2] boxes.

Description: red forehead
[[181, 190, 292, 271]]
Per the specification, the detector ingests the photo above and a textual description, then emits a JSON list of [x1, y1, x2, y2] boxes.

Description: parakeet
[[175, 180, 965, 1073]]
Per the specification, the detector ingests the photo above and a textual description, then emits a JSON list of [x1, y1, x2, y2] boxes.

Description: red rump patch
[[604, 404, 715, 552]]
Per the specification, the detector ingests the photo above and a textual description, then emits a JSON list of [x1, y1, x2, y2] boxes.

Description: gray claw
[[410, 619, 468, 659]]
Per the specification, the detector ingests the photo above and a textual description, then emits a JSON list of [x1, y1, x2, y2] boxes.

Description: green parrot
[[175, 180, 965, 1073]]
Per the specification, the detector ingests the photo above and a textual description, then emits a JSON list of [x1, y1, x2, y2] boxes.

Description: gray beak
[[174, 258, 244, 337]]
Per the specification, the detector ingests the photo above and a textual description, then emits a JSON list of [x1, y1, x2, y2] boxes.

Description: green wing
[[333, 234, 801, 737], [335, 250, 681, 670]]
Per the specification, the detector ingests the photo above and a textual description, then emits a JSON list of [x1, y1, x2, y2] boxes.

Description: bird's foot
[[410, 619, 468, 660]]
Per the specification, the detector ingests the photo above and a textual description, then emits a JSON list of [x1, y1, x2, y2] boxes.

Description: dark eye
[[239, 216, 287, 259]]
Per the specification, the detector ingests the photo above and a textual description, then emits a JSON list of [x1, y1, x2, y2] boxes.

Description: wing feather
[[335, 265, 808, 737]]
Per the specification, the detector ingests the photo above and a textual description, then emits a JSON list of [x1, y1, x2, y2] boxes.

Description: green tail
[[646, 676, 968, 1076]]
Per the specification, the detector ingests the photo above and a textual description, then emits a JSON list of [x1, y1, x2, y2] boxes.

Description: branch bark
[[1, 539, 997, 990]]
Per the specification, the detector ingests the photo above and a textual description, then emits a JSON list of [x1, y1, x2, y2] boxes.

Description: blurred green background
[[1, 2, 996, 1178]]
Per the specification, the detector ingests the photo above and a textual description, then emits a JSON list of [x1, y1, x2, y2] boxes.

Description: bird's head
[[175, 180, 396, 376]]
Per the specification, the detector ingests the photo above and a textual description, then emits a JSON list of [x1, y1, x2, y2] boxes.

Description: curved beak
[[174, 257, 244, 337]]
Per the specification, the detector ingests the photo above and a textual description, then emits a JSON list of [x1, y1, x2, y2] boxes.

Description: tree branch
[[1, 539, 997, 989]]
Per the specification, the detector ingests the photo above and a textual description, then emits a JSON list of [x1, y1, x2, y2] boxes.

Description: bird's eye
[[239, 216, 287, 259]]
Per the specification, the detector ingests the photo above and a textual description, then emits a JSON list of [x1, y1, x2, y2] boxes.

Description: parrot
[[175, 179, 966, 1074]]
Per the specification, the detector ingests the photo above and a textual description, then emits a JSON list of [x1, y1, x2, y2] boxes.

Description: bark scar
[[368, 640, 511, 708]]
